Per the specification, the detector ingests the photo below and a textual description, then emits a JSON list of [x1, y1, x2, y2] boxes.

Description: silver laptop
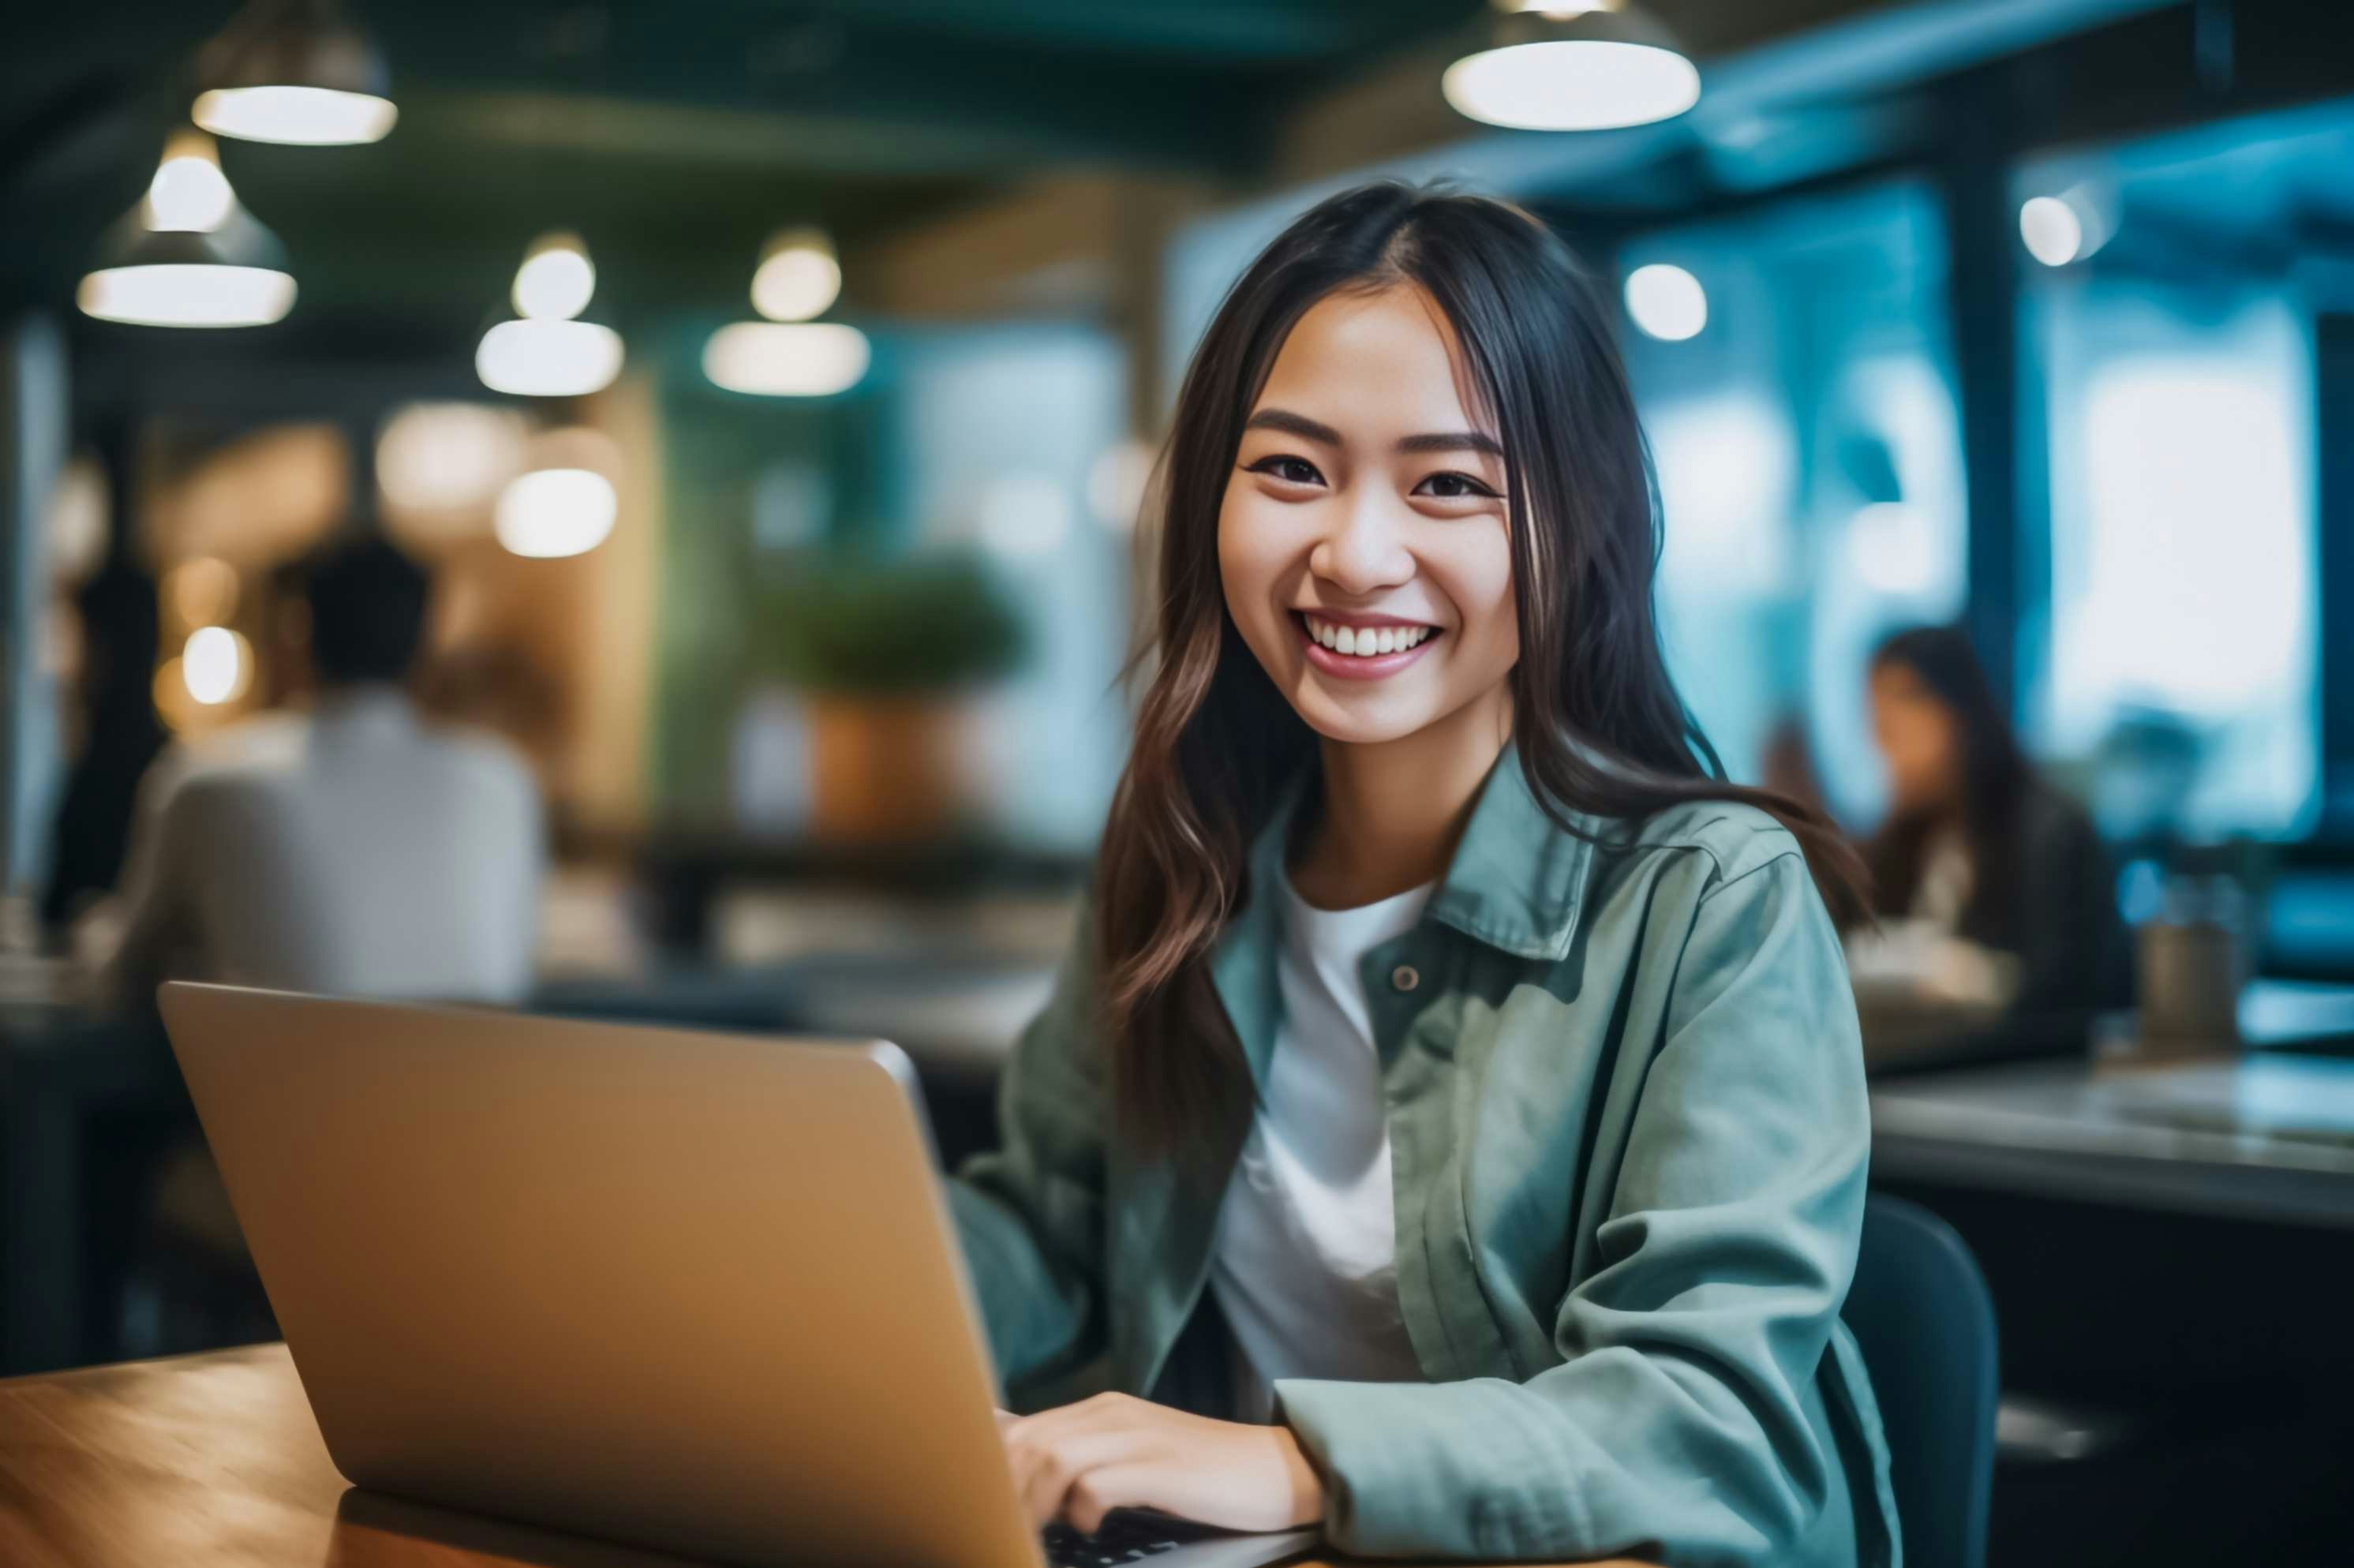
[[159, 982, 1318, 1568]]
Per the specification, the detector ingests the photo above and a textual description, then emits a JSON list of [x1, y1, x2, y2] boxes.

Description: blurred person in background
[[41, 563, 170, 935], [961, 181, 1894, 1566], [95, 533, 545, 1009], [1854, 622, 2128, 1017]]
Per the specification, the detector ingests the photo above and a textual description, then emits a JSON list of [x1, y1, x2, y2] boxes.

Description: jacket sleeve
[[1274, 849, 1873, 1565], [945, 892, 1115, 1405]]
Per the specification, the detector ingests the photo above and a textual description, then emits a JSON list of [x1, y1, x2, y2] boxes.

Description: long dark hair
[[1862, 623, 2033, 930], [1096, 179, 1866, 1158]]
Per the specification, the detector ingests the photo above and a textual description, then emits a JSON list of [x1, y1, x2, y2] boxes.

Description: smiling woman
[[947, 180, 1898, 1568], [1218, 286, 1519, 762]]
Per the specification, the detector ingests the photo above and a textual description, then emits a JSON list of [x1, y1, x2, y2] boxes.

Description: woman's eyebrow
[[1244, 407, 1504, 460]]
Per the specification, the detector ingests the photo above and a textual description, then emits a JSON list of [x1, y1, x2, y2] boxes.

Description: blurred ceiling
[[7, 0, 2352, 387], [3, 0, 2065, 347], [8, 0, 1506, 339]]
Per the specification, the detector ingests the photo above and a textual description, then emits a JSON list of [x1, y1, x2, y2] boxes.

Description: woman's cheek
[[1219, 502, 1287, 617], [1435, 537, 1517, 654]]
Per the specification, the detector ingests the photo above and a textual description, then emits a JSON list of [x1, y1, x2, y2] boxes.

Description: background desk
[[1869, 1043, 2354, 1229], [0, 1345, 1645, 1568], [0, 1004, 186, 1377], [1868, 1038, 2354, 1568]]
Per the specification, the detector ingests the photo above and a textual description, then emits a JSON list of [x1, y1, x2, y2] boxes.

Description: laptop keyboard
[[1040, 1510, 1214, 1565]]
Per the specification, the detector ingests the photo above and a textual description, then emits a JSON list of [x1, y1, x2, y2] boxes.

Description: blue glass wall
[[1619, 179, 1968, 827], [2018, 103, 2342, 840]]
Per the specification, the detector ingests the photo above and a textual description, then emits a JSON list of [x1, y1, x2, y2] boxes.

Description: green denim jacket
[[947, 744, 1900, 1566]]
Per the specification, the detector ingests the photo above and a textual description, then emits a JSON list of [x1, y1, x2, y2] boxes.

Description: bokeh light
[[752, 229, 842, 323], [702, 322, 870, 397], [1626, 264, 1708, 342], [182, 625, 253, 705], [193, 86, 398, 147], [496, 468, 619, 559]]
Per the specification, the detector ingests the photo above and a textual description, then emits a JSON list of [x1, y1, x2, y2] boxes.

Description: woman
[[951, 181, 1898, 1566], [1862, 623, 2128, 1016]]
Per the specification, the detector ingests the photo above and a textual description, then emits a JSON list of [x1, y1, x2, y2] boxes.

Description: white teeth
[[1304, 616, 1432, 658]]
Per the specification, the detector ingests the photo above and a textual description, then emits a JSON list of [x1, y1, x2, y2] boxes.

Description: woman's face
[[1869, 660, 1960, 814], [1217, 282, 1519, 749]]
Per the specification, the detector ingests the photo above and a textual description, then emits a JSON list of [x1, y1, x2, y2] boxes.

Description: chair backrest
[[1843, 1193, 2000, 1568]]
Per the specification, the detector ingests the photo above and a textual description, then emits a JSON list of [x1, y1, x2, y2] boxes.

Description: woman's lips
[[1295, 612, 1442, 682]]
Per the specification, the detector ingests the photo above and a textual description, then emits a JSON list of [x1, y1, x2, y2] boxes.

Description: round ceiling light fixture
[[1624, 263, 1708, 341], [1444, 1, 1700, 132], [495, 427, 624, 559], [751, 226, 842, 323], [477, 233, 623, 398], [77, 130, 298, 328], [703, 323, 870, 399], [193, 0, 399, 145], [704, 227, 867, 398]]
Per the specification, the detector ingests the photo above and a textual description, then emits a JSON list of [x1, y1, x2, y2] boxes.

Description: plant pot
[[807, 694, 971, 842]]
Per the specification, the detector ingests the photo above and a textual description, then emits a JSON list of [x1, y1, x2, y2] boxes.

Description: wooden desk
[[0, 1345, 1637, 1568]]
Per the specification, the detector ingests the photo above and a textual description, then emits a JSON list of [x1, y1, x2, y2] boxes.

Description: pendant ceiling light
[[496, 426, 623, 559], [193, 0, 399, 145], [1444, 1, 1700, 132], [704, 226, 868, 398], [476, 231, 624, 399], [77, 129, 298, 328], [750, 227, 841, 324]]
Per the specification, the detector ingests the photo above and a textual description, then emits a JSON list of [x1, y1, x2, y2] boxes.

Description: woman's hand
[[994, 1394, 1324, 1535]]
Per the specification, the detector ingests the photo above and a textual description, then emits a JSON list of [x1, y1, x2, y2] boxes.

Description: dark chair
[[1843, 1193, 2000, 1568]]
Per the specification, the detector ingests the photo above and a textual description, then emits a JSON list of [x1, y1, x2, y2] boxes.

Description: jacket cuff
[[1273, 1375, 1588, 1560]]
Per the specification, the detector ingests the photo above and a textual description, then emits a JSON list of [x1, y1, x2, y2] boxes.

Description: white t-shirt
[[1208, 863, 1433, 1424]]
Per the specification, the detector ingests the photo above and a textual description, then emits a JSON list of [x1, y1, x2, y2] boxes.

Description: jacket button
[[1391, 964, 1420, 994]]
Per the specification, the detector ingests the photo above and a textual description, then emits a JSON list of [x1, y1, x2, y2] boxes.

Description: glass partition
[[1618, 178, 1967, 826], [2017, 103, 2343, 841]]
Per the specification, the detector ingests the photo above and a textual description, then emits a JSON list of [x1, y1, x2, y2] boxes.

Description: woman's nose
[[1308, 492, 1414, 596]]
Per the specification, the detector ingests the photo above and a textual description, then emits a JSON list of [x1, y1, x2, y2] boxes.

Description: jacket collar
[[1235, 740, 1596, 967]]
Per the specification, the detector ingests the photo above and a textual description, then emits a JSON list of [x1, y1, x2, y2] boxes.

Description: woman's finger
[[1059, 1461, 1162, 1535], [1003, 1416, 1151, 1528]]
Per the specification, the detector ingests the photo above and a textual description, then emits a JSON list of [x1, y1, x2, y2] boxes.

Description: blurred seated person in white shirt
[[1847, 623, 2128, 1020], [97, 534, 545, 1010]]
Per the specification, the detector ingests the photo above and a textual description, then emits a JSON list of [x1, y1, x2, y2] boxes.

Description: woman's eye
[[1416, 471, 1497, 500], [1249, 455, 1324, 486]]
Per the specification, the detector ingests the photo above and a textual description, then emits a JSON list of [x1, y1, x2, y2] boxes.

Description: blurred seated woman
[[1853, 623, 2128, 1018]]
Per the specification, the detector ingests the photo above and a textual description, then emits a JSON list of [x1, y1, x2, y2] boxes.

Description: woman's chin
[[1289, 685, 1433, 747]]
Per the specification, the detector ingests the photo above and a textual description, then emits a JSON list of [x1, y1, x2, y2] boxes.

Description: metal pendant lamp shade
[[77, 133, 298, 327], [1445, 1, 1701, 132], [703, 226, 871, 399], [193, 0, 398, 145], [476, 232, 626, 399]]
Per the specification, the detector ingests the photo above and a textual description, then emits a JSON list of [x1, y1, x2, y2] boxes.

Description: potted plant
[[753, 548, 1030, 841]]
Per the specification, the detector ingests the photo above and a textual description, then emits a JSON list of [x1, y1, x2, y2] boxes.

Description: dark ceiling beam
[[681, 0, 1446, 62], [0, 71, 152, 193], [358, 6, 1296, 176], [0, 6, 226, 196], [401, 90, 1063, 178]]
